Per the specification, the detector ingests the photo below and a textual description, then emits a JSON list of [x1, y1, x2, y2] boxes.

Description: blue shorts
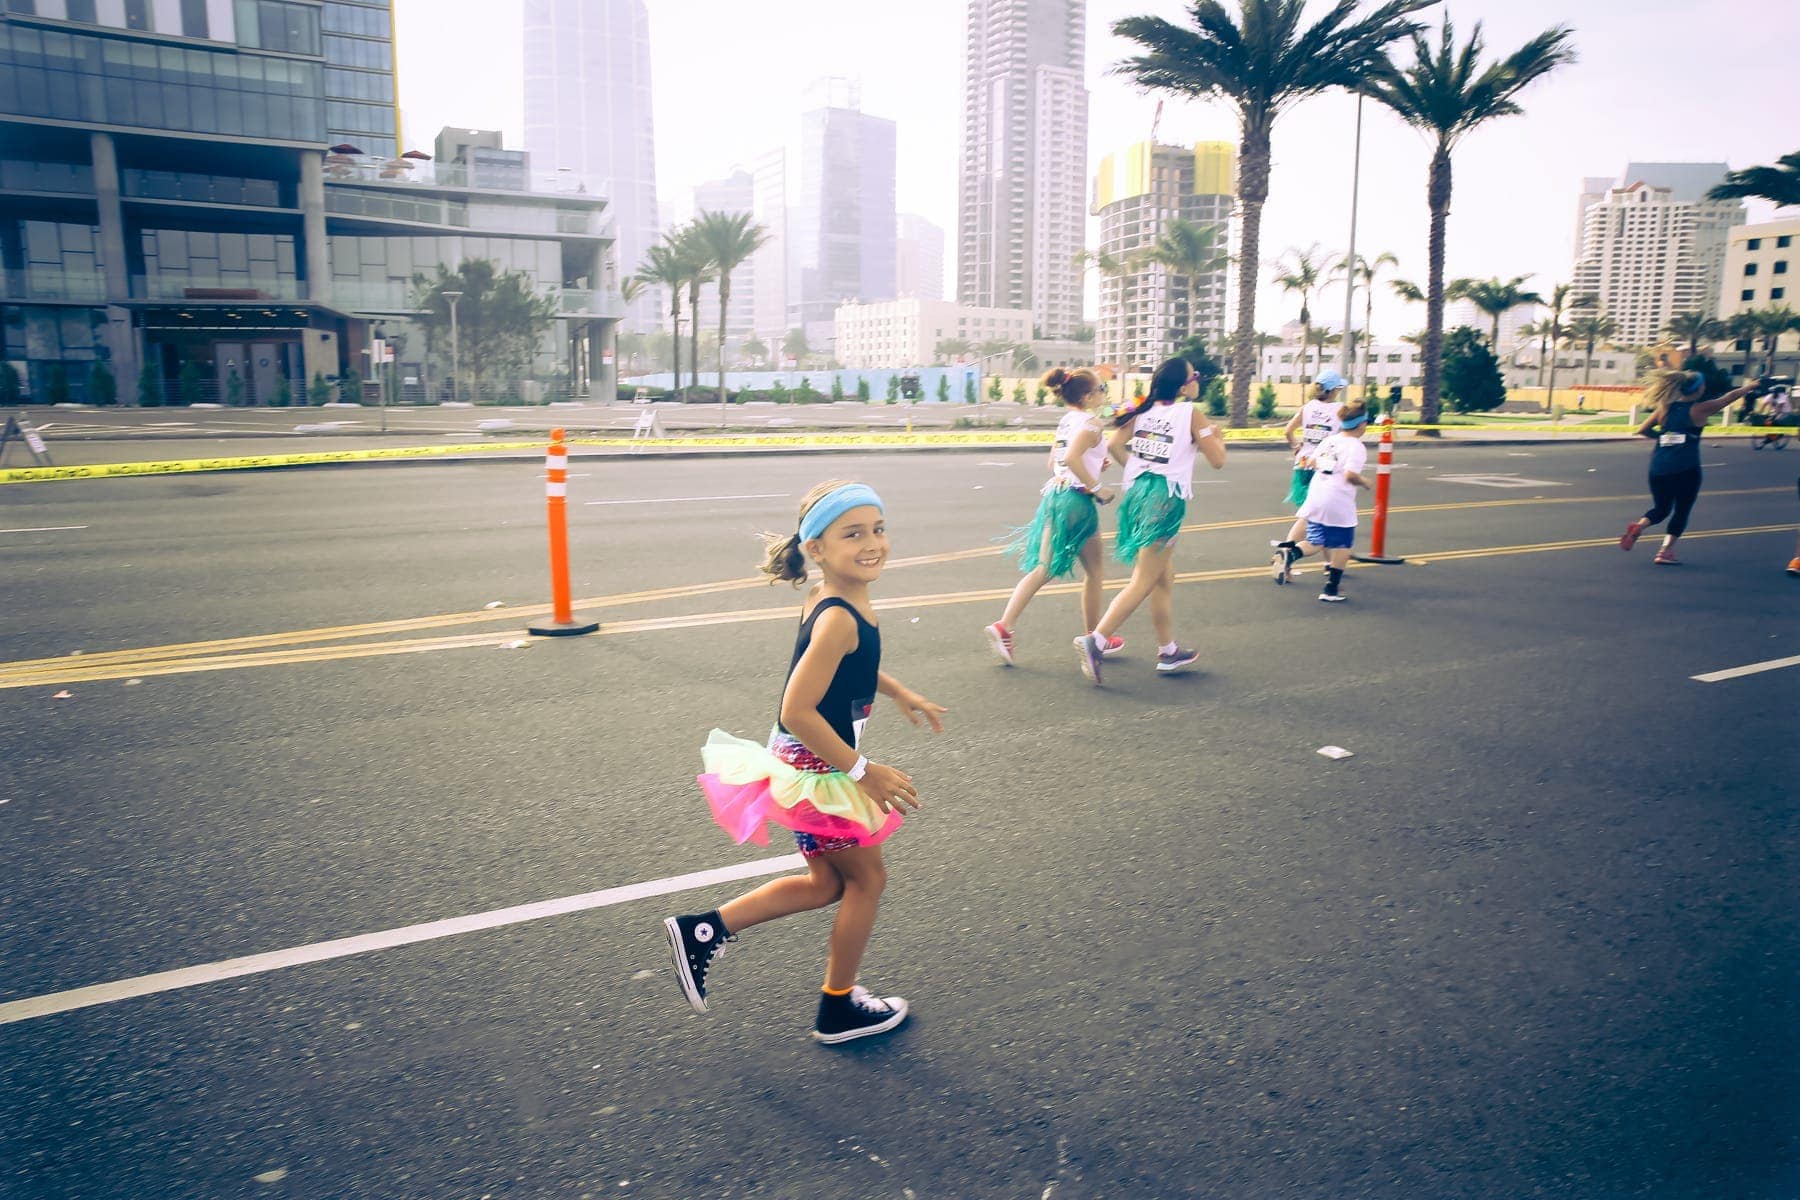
[[1305, 521, 1356, 550]]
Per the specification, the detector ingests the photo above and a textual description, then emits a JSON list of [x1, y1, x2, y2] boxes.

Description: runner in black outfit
[[1620, 370, 1754, 565]]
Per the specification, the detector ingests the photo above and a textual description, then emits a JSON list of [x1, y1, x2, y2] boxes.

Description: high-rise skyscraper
[[958, 0, 1089, 337], [1571, 163, 1744, 346], [749, 147, 788, 346], [790, 78, 896, 338], [1091, 141, 1234, 369], [896, 213, 945, 302], [523, 0, 658, 329]]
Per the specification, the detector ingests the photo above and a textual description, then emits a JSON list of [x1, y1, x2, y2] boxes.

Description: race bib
[[1129, 428, 1174, 463], [850, 698, 873, 748], [1313, 446, 1342, 474], [1658, 432, 1688, 448]]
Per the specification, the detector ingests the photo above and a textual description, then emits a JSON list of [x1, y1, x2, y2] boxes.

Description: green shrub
[[856, 376, 871, 403], [225, 368, 244, 407], [274, 375, 293, 408], [1442, 327, 1506, 413], [178, 361, 203, 406], [89, 362, 116, 407], [830, 376, 846, 402], [796, 378, 820, 403], [1036, 384, 1049, 406], [964, 375, 977, 403], [340, 373, 363, 404], [769, 380, 790, 404], [885, 375, 900, 404], [308, 372, 333, 406], [1, 362, 22, 405], [1012, 380, 1027, 403], [937, 375, 951, 403], [987, 375, 1003, 401], [1203, 377, 1227, 417], [47, 365, 70, 405], [138, 361, 162, 407], [1254, 382, 1278, 421]]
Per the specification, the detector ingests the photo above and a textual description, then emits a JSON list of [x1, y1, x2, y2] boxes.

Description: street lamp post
[[1340, 94, 1364, 381], [443, 290, 463, 404]]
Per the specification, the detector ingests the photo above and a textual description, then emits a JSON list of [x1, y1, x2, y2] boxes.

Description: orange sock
[[822, 984, 852, 997]]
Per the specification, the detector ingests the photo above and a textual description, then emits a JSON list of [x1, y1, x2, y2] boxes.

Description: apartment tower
[[958, 0, 1088, 337]]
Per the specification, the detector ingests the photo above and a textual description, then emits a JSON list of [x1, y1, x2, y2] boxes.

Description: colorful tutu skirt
[[1114, 474, 1188, 564], [1003, 483, 1099, 578], [697, 728, 902, 853]]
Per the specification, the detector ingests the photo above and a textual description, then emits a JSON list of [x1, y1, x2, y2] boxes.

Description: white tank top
[[1294, 399, 1342, 466], [1048, 408, 1107, 492], [1122, 401, 1199, 499]]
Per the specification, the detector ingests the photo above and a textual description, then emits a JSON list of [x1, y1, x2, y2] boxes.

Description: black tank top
[[1649, 401, 1703, 475], [776, 597, 881, 750]]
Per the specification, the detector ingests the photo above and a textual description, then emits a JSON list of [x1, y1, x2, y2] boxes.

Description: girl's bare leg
[[821, 844, 886, 990], [1149, 550, 1176, 646], [1078, 535, 1104, 631], [719, 855, 843, 933], [1096, 542, 1176, 639], [999, 524, 1058, 628]]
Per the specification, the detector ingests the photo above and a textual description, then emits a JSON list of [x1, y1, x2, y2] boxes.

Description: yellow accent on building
[[1094, 141, 1236, 211]]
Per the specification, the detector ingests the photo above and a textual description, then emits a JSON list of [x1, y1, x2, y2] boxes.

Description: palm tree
[[1724, 311, 1760, 381], [1516, 318, 1551, 384], [1112, 0, 1434, 426], [1365, 18, 1576, 426], [1274, 243, 1332, 382], [1663, 312, 1724, 360], [690, 210, 770, 422], [1135, 217, 1230, 353], [635, 243, 688, 393], [672, 223, 715, 395], [1539, 283, 1594, 410], [1337, 250, 1398, 386], [1706, 152, 1800, 208], [782, 327, 810, 368], [1451, 274, 1544, 349], [740, 336, 769, 366], [1753, 305, 1799, 375], [1567, 312, 1617, 387], [934, 337, 973, 365]]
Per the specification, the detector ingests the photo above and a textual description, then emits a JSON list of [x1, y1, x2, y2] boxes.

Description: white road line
[[0, 853, 804, 1027], [585, 492, 789, 506], [1691, 654, 1800, 684], [0, 525, 88, 535]]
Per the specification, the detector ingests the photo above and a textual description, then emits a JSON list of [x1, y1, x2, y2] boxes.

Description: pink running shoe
[[1073, 633, 1125, 657], [1620, 519, 1647, 552], [1653, 549, 1681, 566], [985, 621, 1015, 665]]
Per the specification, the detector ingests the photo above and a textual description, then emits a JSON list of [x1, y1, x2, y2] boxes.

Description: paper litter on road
[[498, 639, 530, 650], [483, 601, 506, 609], [1317, 745, 1354, 760], [124, 679, 142, 686], [51, 690, 72, 699]]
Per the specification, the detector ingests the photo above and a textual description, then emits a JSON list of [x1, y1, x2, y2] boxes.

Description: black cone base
[[528, 619, 599, 637], [1350, 554, 1406, 565]]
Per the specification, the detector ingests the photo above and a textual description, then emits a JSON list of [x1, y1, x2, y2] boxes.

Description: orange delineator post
[[527, 427, 599, 636], [1354, 413, 1406, 565]]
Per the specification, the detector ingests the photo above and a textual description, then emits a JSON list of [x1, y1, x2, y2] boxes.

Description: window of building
[[65, 0, 96, 17], [4, 0, 37, 14], [180, 0, 209, 36], [1741, 289, 1756, 302], [123, 0, 150, 29], [1780, 236, 1793, 249], [1745, 263, 1759, 276], [1748, 238, 1762, 250], [1776, 261, 1789, 275]]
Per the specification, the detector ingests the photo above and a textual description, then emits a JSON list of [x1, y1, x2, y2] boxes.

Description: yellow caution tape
[[4, 422, 1786, 484]]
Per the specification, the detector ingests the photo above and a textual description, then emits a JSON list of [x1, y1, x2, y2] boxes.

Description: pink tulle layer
[[698, 772, 903, 848]]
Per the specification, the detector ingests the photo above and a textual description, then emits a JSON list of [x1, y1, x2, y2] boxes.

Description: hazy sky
[[395, 0, 1796, 342]]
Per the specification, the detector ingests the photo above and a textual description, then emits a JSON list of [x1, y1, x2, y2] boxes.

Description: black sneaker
[[664, 913, 733, 1013], [813, 985, 909, 1044]]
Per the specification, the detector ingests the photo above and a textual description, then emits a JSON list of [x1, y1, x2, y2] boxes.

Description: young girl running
[[986, 367, 1119, 665], [1281, 370, 1348, 509], [1075, 357, 1227, 684], [665, 480, 947, 1044], [1619, 371, 1752, 565], [1271, 400, 1372, 601]]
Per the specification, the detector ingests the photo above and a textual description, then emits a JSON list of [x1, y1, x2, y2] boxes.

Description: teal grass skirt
[[1005, 485, 1100, 578], [1114, 475, 1187, 565], [1285, 466, 1314, 507]]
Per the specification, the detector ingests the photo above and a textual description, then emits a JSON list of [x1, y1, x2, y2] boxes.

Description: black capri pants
[[1644, 468, 1702, 537]]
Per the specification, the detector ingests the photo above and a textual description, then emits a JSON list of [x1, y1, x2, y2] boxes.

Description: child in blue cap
[[1272, 399, 1371, 601]]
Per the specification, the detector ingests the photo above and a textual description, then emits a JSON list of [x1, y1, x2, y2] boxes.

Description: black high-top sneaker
[[813, 985, 909, 1044], [664, 913, 733, 1013]]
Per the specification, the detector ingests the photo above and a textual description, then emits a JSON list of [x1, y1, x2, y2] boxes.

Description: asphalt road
[[1, 441, 1796, 1199]]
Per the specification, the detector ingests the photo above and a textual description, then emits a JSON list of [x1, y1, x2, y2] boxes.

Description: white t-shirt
[[1121, 401, 1200, 498], [1298, 432, 1368, 527], [1294, 399, 1342, 467], [1048, 409, 1107, 491]]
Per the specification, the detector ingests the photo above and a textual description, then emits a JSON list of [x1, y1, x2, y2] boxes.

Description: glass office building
[[1, 4, 621, 403]]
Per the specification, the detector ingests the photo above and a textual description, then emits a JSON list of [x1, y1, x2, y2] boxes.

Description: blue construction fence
[[617, 366, 983, 402]]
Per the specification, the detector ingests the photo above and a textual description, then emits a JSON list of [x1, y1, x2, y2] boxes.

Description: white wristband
[[847, 755, 869, 782]]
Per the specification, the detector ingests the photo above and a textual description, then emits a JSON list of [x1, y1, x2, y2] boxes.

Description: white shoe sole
[[1270, 552, 1289, 585], [985, 625, 1014, 665], [1077, 638, 1103, 685], [813, 997, 909, 1044], [1155, 659, 1198, 673], [663, 917, 708, 1013], [1318, 594, 1346, 603]]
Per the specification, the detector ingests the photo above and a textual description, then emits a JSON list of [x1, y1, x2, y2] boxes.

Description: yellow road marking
[[6, 523, 1790, 690]]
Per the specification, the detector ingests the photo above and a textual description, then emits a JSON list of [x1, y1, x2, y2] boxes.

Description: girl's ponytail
[[1112, 357, 1192, 428], [759, 531, 807, 586]]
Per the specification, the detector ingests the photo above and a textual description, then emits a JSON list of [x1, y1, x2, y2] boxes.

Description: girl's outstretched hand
[[890, 689, 948, 733], [859, 762, 921, 814]]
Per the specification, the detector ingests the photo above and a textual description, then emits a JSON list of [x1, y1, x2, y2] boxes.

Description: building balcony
[[2, 268, 107, 303], [130, 275, 309, 302]]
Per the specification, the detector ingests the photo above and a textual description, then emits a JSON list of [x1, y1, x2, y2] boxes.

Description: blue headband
[[1341, 412, 1369, 430], [799, 483, 884, 541], [1681, 372, 1704, 395]]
